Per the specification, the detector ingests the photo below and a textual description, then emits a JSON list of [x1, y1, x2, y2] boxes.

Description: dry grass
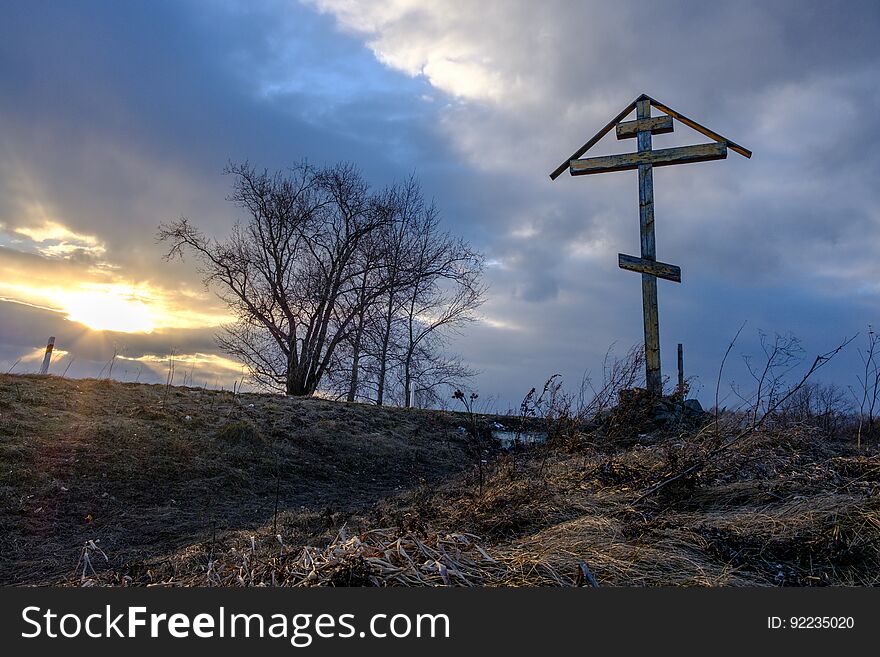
[[79, 527, 567, 587], [0, 374, 474, 585], [2, 374, 878, 587], [355, 418, 879, 587]]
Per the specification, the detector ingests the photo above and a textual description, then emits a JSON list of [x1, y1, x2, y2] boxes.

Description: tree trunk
[[347, 271, 370, 403], [403, 352, 412, 408], [403, 292, 417, 408], [376, 296, 395, 406], [347, 316, 364, 402], [285, 363, 315, 396], [286, 377, 309, 396]]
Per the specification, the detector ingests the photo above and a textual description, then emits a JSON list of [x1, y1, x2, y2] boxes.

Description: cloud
[[305, 0, 880, 404], [1, 219, 106, 263], [8, 220, 101, 249]]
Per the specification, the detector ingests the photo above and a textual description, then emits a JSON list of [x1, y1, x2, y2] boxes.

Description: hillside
[[0, 374, 474, 585], [1, 374, 878, 586]]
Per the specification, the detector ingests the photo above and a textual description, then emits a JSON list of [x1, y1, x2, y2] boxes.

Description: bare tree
[[399, 225, 485, 407], [371, 178, 425, 406], [398, 338, 476, 408], [159, 162, 392, 396], [338, 226, 385, 402], [781, 381, 852, 438], [370, 178, 485, 406], [159, 163, 482, 401], [368, 178, 485, 407], [740, 331, 805, 425]]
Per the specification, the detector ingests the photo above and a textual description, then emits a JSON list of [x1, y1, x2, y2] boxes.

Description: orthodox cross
[[550, 94, 751, 395]]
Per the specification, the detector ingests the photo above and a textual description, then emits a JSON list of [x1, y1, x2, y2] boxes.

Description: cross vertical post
[[636, 99, 662, 395]]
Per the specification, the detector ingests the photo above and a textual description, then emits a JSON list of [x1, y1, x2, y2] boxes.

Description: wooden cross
[[550, 94, 750, 395]]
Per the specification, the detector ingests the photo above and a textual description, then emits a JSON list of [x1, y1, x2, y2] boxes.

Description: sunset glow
[[60, 286, 157, 333], [0, 277, 230, 335]]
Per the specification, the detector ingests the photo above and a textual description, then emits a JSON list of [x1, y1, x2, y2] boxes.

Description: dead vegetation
[[66, 413, 879, 587], [2, 369, 878, 587], [359, 415, 878, 586], [81, 528, 567, 587], [0, 373, 473, 585]]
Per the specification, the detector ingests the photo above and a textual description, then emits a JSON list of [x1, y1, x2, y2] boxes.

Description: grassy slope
[[0, 374, 473, 584], [2, 374, 878, 587]]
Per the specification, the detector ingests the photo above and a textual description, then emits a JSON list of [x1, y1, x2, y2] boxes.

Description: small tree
[[851, 326, 879, 448], [371, 179, 485, 406]]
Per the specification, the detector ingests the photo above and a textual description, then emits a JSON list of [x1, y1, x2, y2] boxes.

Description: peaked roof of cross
[[549, 93, 751, 181]]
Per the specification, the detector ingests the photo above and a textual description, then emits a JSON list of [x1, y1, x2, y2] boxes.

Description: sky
[[0, 0, 878, 410]]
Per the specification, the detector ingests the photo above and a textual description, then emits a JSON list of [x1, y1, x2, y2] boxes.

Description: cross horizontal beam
[[618, 253, 681, 283], [616, 115, 673, 139], [570, 142, 727, 176]]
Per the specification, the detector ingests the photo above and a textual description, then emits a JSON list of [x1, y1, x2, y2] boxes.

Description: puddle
[[491, 430, 547, 447]]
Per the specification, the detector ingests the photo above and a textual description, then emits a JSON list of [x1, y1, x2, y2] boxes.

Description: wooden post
[[636, 99, 662, 395], [677, 343, 684, 396], [39, 336, 55, 375]]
